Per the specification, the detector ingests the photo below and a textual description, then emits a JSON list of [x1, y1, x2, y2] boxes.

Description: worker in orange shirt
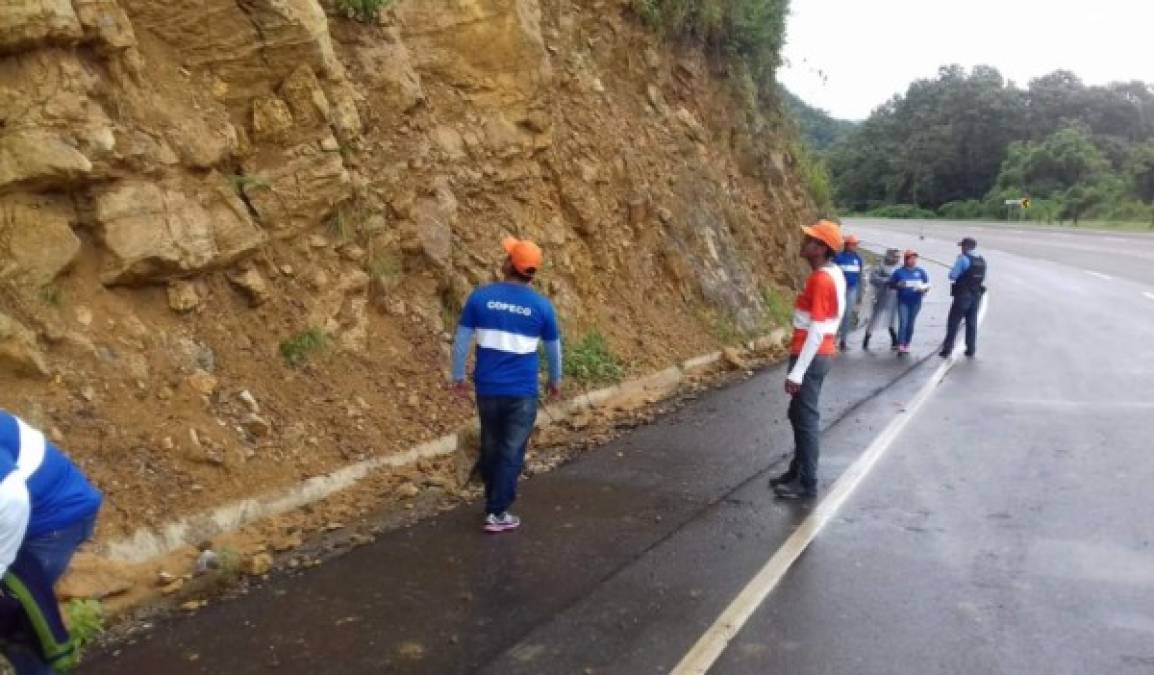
[[770, 220, 845, 500]]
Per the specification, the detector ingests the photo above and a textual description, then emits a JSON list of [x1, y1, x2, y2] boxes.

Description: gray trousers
[[785, 354, 833, 490]]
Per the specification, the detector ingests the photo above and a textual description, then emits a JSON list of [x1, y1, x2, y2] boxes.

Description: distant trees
[[781, 90, 856, 151], [1129, 141, 1154, 204], [822, 65, 1154, 224]]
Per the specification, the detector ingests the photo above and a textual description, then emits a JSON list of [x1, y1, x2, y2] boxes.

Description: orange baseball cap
[[800, 220, 844, 253], [844, 234, 860, 246], [502, 237, 543, 275]]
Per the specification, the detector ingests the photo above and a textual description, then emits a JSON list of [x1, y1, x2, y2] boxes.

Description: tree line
[[811, 65, 1154, 224]]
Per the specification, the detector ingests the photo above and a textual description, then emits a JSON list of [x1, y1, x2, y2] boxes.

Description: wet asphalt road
[[852, 217, 1154, 287], [85, 221, 1154, 674]]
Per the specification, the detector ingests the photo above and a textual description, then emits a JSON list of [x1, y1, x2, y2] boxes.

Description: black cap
[[958, 237, 977, 249]]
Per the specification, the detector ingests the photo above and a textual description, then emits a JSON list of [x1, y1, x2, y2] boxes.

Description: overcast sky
[[778, 0, 1154, 120]]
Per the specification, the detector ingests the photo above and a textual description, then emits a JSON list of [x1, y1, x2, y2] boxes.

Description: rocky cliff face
[[0, 0, 815, 541]]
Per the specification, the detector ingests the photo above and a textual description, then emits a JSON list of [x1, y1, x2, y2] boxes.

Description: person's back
[[952, 252, 986, 296], [0, 414, 102, 546], [833, 250, 862, 289], [0, 411, 102, 674], [451, 237, 561, 534], [460, 282, 558, 397]]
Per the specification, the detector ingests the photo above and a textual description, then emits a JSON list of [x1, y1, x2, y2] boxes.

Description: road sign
[[1022, 198, 1031, 209], [1003, 198, 1031, 208]]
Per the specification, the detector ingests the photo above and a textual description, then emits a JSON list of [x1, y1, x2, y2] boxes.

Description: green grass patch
[[365, 251, 403, 278], [761, 285, 793, 329], [38, 284, 65, 307], [564, 332, 625, 385], [336, 0, 393, 22], [225, 173, 270, 193], [280, 328, 328, 366], [216, 547, 242, 584], [864, 204, 938, 219], [65, 598, 105, 662], [326, 208, 355, 242], [327, 201, 381, 244], [709, 313, 745, 345]]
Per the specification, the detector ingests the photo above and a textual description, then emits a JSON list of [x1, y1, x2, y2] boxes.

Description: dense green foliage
[[827, 66, 1154, 224], [633, 0, 789, 89], [782, 89, 857, 151], [791, 139, 834, 214], [634, 1, 840, 215]]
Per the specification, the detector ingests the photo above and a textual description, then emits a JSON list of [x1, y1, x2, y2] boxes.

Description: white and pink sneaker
[[483, 512, 521, 534]]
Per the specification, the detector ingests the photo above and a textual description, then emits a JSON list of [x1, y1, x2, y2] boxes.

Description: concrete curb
[[101, 330, 787, 564]]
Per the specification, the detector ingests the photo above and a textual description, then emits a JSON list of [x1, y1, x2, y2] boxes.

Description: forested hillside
[[826, 66, 1154, 224], [781, 88, 856, 151]]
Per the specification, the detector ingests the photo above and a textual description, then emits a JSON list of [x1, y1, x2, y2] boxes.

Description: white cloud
[[778, 0, 1154, 120]]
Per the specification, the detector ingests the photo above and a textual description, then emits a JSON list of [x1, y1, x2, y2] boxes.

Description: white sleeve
[[787, 324, 828, 384], [0, 472, 31, 578]]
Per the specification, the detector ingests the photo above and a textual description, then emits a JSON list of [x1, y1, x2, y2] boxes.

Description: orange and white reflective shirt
[[787, 263, 845, 383]]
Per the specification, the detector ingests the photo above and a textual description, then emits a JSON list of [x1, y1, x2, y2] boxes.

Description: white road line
[[671, 299, 990, 675], [1085, 270, 1112, 280]]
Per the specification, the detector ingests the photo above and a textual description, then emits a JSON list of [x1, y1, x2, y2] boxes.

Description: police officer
[[939, 237, 987, 358]]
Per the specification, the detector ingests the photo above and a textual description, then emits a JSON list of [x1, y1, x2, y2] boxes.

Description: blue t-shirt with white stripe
[[834, 251, 863, 288], [458, 283, 560, 397], [0, 412, 102, 538]]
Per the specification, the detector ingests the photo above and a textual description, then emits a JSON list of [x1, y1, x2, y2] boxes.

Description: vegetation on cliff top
[[632, 0, 789, 91]]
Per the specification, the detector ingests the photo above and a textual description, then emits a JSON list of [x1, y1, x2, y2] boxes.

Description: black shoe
[[838, 340, 848, 352], [964, 351, 976, 358], [769, 473, 796, 488], [773, 483, 817, 500], [862, 333, 871, 350], [938, 350, 950, 358]]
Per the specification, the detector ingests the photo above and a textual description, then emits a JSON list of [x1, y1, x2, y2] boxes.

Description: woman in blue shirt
[[888, 250, 931, 354]]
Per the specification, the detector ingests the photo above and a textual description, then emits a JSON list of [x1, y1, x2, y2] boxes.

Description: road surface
[[84, 220, 1154, 674]]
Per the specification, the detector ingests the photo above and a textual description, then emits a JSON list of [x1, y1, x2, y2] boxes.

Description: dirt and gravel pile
[[0, 0, 815, 606]]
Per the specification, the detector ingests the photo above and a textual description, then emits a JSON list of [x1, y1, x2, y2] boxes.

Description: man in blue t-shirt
[[0, 411, 102, 673], [451, 237, 562, 534], [833, 234, 863, 351]]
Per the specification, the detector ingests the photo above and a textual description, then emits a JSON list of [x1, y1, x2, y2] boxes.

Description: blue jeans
[[837, 285, 860, 344], [476, 396, 538, 516], [785, 355, 833, 491], [4, 514, 98, 675], [897, 300, 922, 347]]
